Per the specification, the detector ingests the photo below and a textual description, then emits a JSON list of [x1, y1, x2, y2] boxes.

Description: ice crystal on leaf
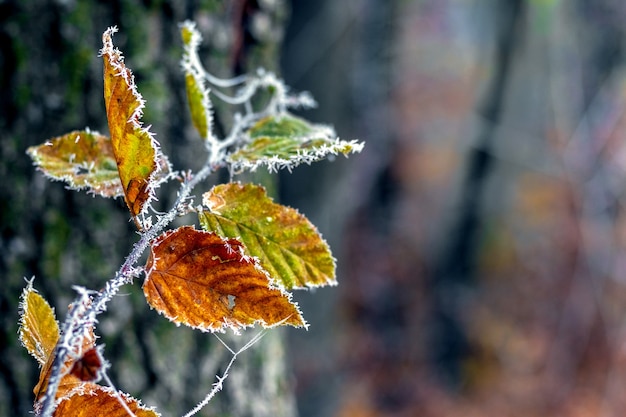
[[23, 21, 363, 417], [227, 113, 364, 173], [101, 26, 172, 227], [200, 182, 337, 289], [143, 226, 305, 333]]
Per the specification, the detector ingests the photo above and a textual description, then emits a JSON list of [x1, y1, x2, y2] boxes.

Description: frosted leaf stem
[[38, 159, 214, 417]]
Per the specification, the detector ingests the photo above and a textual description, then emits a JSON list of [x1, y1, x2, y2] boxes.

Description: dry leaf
[[53, 385, 160, 417], [143, 226, 305, 332]]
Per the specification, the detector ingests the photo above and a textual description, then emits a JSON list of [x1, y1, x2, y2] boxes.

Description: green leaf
[[199, 182, 336, 289], [184, 72, 212, 140], [27, 130, 123, 198], [181, 22, 213, 141], [227, 113, 364, 173]]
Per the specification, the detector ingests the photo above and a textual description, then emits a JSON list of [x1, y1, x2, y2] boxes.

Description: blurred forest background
[[3, 0, 626, 416]]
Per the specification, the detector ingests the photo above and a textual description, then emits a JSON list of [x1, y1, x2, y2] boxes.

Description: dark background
[[3, 1, 626, 416]]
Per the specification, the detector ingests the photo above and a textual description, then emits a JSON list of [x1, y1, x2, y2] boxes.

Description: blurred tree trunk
[[285, 1, 626, 416], [431, 0, 526, 385], [0, 1, 296, 416]]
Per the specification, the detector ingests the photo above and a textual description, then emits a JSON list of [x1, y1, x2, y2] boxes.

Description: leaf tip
[[100, 26, 119, 57], [180, 20, 201, 47]]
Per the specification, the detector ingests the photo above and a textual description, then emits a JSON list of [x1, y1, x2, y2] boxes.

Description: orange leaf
[[19, 283, 151, 415], [101, 27, 170, 223], [53, 385, 160, 417], [143, 226, 305, 332], [33, 325, 98, 403], [34, 365, 86, 405]]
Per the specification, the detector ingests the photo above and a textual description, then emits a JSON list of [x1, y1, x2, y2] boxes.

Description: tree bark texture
[[0, 1, 295, 416]]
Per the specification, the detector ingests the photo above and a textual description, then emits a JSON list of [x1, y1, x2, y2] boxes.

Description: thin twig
[[39, 158, 215, 417], [182, 330, 267, 417], [38, 20, 303, 416]]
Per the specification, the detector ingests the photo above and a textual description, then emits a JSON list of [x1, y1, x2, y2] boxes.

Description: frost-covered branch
[[39, 158, 215, 417]]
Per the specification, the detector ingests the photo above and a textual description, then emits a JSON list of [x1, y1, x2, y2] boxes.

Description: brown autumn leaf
[[33, 325, 98, 403], [69, 347, 103, 383], [143, 226, 305, 333], [101, 27, 170, 223], [19, 283, 153, 415], [53, 385, 160, 417]]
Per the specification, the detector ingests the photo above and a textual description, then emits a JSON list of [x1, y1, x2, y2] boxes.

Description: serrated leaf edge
[[54, 383, 161, 415], [227, 114, 364, 173], [228, 137, 365, 173], [26, 129, 125, 198], [143, 226, 307, 334], [200, 183, 337, 289], [200, 210, 337, 289]]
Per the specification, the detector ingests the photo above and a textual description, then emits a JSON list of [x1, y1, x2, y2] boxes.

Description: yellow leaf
[[101, 27, 169, 223], [181, 21, 214, 141], [19, 281, 59, 366], [143, 226, 305, 332], [184, 72, 211, 140]]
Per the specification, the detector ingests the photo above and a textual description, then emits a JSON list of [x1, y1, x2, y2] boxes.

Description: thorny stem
[[39, 22, 317, 417], [39, 159, 215, 417], [37, 72, 291, 414]]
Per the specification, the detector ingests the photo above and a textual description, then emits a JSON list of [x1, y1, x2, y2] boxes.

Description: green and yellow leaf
[[143, 226, 305, 333], [26, 130, 123, 198], [227, 113, 364, 173], [199, 182, 336, 289], [185, 72, 212, 140], [101, 27, 170, 222], [181, 22, 213, 141]]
